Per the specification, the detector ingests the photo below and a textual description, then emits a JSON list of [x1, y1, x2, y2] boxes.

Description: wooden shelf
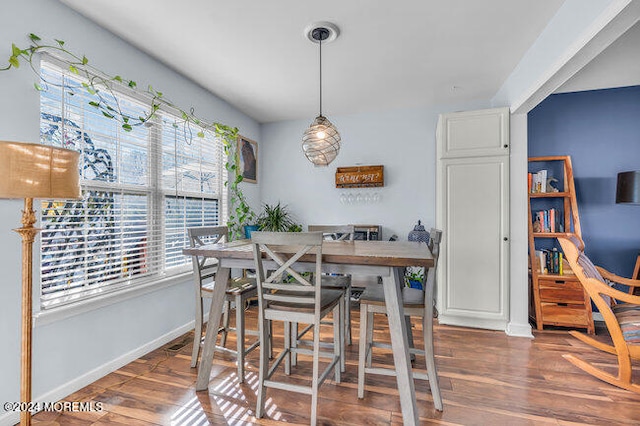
[[532, 232, 570, 238], [528, 156, 594, 334], [529, 191, 571, 198]]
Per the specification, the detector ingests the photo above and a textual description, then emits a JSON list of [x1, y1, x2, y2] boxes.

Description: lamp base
[[15, 198, 39, 426]]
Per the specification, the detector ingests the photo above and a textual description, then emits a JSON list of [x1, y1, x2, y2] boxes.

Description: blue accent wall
[[528, 85, 640, 278]]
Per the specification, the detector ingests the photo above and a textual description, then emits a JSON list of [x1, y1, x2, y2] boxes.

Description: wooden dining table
[[182, 238, 435, 426]]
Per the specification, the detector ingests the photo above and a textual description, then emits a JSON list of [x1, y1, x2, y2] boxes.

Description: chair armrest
[[590, 276, 640, 306], [596, 266, 640, 289]]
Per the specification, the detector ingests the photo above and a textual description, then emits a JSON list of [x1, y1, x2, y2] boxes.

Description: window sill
[[33, 271, 192, 327]]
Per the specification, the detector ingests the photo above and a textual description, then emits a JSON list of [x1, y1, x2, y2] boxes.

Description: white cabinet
[[436, 107, 510, 330]]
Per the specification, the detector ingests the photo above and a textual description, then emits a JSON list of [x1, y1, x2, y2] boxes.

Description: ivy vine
[[2, 33, 254, 240]]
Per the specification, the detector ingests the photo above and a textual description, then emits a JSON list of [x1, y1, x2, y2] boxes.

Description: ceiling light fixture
[[302, 22, 341, 167]]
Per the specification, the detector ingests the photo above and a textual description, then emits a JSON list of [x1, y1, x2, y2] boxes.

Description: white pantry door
[[436, 107, 510, 330]]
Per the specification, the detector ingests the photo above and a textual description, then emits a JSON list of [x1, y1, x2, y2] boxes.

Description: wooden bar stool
[[188, 226, 259, 383], [357, 228, 443, 411]]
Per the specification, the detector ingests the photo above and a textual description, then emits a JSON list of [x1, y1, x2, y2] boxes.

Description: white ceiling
[[60, 0, 565, 123], [556, 20, 640, 94]]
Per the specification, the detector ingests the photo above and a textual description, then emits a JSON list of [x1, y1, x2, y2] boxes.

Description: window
[[39, 58, 225, 308]]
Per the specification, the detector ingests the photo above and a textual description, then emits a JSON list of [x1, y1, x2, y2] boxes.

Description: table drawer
[[538, 277, 585, 303]]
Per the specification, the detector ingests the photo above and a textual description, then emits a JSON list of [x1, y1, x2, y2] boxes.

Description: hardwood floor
[[32, 308, 640, 425]]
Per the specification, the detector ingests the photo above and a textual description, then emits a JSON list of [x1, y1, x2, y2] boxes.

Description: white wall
[[260, 102, 488, 241], [0, 1, 259, 424]]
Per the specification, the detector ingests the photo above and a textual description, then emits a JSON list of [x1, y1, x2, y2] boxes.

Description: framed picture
[[237, 135, 258, 183]]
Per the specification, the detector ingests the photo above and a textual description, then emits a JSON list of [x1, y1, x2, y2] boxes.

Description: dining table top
[[182, 238, 435, 268]]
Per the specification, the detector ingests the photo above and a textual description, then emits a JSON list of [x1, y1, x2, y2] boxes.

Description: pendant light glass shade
[[302, 115, 341, 166]]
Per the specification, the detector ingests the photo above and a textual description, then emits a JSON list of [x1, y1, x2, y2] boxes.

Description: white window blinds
[[39, 59, 224, 308]]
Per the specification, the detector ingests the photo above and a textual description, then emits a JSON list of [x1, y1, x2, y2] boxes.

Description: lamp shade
[[301, 115, 341, 166], [0, 140, 81, 199], [615, 170, 640, 204]]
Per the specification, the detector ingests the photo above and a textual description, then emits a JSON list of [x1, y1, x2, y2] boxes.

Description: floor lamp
[[0, 141, 80, 426]]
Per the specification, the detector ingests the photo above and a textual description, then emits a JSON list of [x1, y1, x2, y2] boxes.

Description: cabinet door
[[439, 107, 510, 159], [436, 108, 510, 330]]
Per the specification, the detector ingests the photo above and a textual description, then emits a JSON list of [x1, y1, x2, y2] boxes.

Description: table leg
[[196, 266, 230, 391], [382, 266, 418, 426]]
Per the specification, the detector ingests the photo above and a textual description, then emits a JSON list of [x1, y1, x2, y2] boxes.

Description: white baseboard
[[438, 314, 508, 332], [0, 321, 195, 426]]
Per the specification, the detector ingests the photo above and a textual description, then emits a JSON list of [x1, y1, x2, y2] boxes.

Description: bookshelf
[[528, 156, 594, 334]]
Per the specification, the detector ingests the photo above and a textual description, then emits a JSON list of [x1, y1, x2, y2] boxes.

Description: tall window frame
[[38, 57, 226, 309]]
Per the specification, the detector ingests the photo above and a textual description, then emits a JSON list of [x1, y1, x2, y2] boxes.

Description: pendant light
[[302, 22, 341, 167]]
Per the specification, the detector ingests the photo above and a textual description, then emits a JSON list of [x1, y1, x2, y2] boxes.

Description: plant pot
[[407, 279, 423, 290], [244, 225, 259, 239]]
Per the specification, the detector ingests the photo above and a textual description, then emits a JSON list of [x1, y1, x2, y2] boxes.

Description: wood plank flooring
[[32, 308, 640, 425]]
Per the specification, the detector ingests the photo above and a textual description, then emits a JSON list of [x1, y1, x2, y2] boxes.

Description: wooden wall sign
[[335, 165, 384, 188]]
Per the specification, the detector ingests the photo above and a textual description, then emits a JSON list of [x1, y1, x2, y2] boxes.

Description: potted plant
[[223, 138, 259, 240], [404, 266, 425, 290], [256, 202, 301, 232]]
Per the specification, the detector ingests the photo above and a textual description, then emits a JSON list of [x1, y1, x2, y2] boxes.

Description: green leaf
[[88, 101, 100, 108], [235, 175, 243, 184], [197, 131, 205, 138], [123, 116, 129, 123], [128, 80, 137, 88], [102, 111, 114, 119], [122, 123, 132, 131], [11, 43, 22, 56], [34, 82, 43, 91], [114, 75, 123, 83], [9, 56, 19, 68], [29, 33, 41, 42], [82, 55, 88, 65], [69, 65, 79, 74], [55, 39, 65, 47]]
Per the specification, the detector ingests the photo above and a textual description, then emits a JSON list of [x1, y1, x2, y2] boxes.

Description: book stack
[[533, 208, 562, 233], [529, 169, 547, 193], [535, 248, 564, 275]]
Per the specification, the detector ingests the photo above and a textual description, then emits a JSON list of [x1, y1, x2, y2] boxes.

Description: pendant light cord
[[319, 33, 323, 117]]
